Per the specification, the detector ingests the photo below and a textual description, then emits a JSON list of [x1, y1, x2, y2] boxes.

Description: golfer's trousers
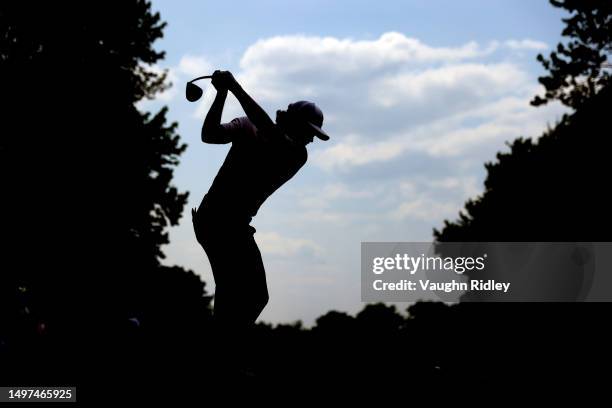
[[192, 209, 269, 331]]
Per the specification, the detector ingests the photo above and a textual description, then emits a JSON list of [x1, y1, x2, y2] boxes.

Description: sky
[[140, 0, 569, 325]]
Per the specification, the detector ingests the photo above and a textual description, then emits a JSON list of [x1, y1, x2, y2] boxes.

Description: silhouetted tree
[[531, 0, 611, 109], [430, 3, 612, 393], [355, 303, 405, 334], [313, 310, 357, 337], [0, 1, 212, 390], [435, 3, 611, 242]]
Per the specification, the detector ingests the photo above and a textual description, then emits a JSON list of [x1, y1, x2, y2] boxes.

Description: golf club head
[[186, 81, 203, 102]]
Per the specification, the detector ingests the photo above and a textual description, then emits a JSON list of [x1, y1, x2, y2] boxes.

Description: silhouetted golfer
[[192, 70, 329, 366]]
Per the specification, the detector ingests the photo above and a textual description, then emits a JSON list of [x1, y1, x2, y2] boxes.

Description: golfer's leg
[[217, 234, 267, 372], [244, 235, 268, 324], [195, 232, 240, 370], [200, 226, 268, 372], [210, 264, 252, 373]]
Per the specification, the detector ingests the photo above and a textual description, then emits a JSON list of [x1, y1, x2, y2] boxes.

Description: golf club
[[186, 75, 212, 102]]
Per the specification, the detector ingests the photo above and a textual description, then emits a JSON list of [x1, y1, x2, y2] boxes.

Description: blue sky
[[142, 0, 569, 325]]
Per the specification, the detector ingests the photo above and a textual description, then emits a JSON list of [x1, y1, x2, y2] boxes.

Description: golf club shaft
[[189, 75, 212, 82]]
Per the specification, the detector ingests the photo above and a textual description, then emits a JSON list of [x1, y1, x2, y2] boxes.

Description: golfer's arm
[[230, 83, 275, 132], [202, 89, 231, 144]]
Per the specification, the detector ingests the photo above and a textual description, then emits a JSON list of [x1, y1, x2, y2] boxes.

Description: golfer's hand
[[211, 70, 237, 92]]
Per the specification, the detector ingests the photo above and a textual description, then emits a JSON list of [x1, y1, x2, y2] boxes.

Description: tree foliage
[[435, 84, 611, 242], [531, 0, 612, 109], [436, 2, 611, 242], [0, 1, 212, 386]]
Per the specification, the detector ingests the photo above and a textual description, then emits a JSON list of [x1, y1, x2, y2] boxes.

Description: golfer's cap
[[287, 101, 330, 141]]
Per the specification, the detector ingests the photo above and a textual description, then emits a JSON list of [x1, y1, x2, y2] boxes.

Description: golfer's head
[[277, 101, 330, 145]]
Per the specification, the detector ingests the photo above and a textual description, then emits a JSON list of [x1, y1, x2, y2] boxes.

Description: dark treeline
[[1, 0, 610, 402], [0, 1, 213, 399], [430, 0, 612, 396]]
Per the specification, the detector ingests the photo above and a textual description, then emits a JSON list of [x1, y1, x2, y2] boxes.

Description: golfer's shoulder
[[228, 116, 257, 134], [220, 116, 257, 144]]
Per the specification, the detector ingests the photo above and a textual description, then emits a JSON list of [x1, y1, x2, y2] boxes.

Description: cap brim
[[306, 122, 330, 141]]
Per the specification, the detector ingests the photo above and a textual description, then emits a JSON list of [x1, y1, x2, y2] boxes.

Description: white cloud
[[391, 197, 458, 221], [297, 182, 379, 209], [176, 55, 213, 78], [232, 33, 508, 116], [313, 137, 406, 170], [186, 31, 561, 173], [388, 174, 483, 222], [369, 63, 528, 108], [256, 231, 324, 258], [505, 39, 548, 51], [312, 95, 564, 170], [429, 176, 481, 198], [241, 32, 496, 73]]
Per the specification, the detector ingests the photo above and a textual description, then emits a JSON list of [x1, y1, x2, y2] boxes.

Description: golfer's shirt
[[202, 116, 307, 225]]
